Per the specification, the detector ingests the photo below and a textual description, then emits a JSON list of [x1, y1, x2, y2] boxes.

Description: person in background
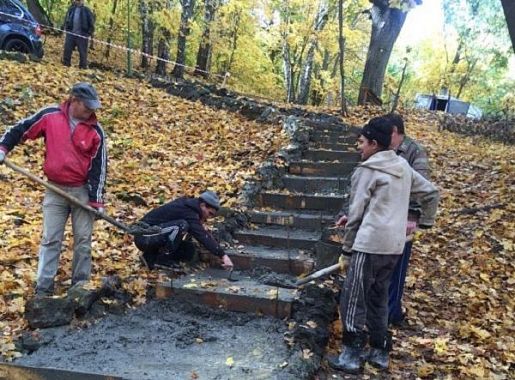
[[385, 113, 431, 326], [62, 0, 95, 69], [0, 82, 107, 296]]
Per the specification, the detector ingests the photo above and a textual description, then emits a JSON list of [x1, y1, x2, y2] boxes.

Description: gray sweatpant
[[340, 251, 399, 348], [36, 185, 94, 293]]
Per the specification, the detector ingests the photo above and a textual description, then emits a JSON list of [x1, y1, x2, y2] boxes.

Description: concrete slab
[[258, 192, 345, 211], [282, 174, 349, 194], [304, 149, 360, 162], [234, 226, 321, 249], [248, 209, 335, 229], [310, 133, 357, 144], [226, 245, 314, 275], [303, 119, 350, 132], [161, 269, 297, 318], [289, 161, 357, 176]]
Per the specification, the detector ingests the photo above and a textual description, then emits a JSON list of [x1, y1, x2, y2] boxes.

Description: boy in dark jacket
[[134, 191, 233, 270]]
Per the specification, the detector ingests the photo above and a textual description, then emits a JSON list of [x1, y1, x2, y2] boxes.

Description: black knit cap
[[359, 116, 393, 148]]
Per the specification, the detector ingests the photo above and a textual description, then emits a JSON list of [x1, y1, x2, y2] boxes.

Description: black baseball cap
[[71, 82, 101, 110], [359, 116, 393, 148]]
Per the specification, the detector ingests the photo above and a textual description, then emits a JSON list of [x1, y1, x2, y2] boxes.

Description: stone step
[[157, 268, 296, 318], [282, 174, 349, 194], [310, 132, 356, 144], [248, 209, 335, 229], [257, 192, 345, 211], [304, 149, 360, 162], [234, 226, 321, 249], [310, 142, 355, 151], [289, 161, 357, 177], [0, 363, 122, 380], [226, 245, 314, 275]]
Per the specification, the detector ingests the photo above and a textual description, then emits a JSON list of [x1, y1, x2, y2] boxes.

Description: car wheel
[[4, 38, 31, 54]]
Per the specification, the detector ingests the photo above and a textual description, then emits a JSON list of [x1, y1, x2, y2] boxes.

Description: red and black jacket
[[0, 101, 107, 207]]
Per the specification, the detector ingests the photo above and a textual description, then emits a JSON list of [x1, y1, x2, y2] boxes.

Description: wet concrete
[[15, 299, 294, 380]]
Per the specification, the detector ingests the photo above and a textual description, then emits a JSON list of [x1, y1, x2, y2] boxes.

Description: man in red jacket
[[0, 82, 107, 296]]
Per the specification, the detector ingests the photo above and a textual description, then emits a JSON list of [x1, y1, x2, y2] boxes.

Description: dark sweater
[[142, 197, 225, 257]]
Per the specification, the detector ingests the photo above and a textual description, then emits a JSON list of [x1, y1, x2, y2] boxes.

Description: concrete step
[[157, 268, 296, 318], [0, 363, 122, 380], [234, 226, 321, 249], [304, 149, 360, 162], [248, 209, 335, 229], [257, 192, 345, 211], [226, 245, 314, 275], [282, 174, 348, 193], [303, 119, 350, 132], [310, 132, 356, 144], [310, 142, 355, 151], [289, 161, 357, 177]]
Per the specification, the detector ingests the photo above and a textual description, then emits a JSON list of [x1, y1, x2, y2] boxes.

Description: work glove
[[406, 220, 417, 236], [221, 254, 234, 271], [338, 254, 349, 273], [0, 150, 5, 164]]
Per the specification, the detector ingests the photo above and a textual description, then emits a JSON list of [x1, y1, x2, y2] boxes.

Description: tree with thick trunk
[[139, 0, 156, 70], [172, 0, 196, 78], [501, 0, 515, 53], [194, 0, 219, 77], [296, 0, 329, 104], [25, 0, 52, 26], [104, 0, 119, 61], [357, 0, 420, 105]]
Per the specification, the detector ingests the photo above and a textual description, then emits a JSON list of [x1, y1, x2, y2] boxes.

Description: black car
[[0, 0, 43, 58]]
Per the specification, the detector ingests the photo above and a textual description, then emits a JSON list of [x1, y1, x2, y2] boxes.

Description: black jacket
[[63, 5, 94, 36], [142, 197, 225, 257]]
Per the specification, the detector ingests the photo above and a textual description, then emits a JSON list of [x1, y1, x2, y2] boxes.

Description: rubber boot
[[327, 345, 363, 374], [368, 331, 392, 370], [327, 331, 367, 374]]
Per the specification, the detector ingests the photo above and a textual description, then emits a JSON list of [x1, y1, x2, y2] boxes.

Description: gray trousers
[[62, 33, 89, 69], [36, 185, 94, 293], [340, 251, 399, 348]]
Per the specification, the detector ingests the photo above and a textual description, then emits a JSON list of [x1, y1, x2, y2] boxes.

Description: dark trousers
[[134, 219, 194, 266], [340, 251, 399, 349], [388, 241, 413, 323], [63, 33, 89, 69]]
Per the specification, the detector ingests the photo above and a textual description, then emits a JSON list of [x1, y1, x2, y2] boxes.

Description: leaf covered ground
[[0, 55, 514, 379]]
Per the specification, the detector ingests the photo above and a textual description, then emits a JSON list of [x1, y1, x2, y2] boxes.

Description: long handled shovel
[[295, 261, 346, 287], [3, 158, 156, 236]]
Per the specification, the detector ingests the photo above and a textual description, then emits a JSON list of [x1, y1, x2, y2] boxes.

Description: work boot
[[368, 347, 389, 369], [327, 345, 363, 374]]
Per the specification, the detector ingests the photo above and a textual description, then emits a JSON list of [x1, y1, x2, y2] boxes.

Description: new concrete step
[[257, 192, 345, 211], [157, 268, 296, 318], [310, 142, 355, 151], [303, 119, 350, 132], [226, 245, 314, 275], [303, 149, 360, 162], [234, 226, 321, 249], [248, 209, 335, 229], [289, 161, 357, 176], [282, 174, 349, 194]]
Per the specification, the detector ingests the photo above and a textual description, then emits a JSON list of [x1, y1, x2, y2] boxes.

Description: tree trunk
[[311, 48, 331, 106], [194, 0, 219, 77], [338, 0, 348, 116], [281, 1, 294, 103], [358, 4, 407, 105], [172, 0, 196, 78], [104, 0, 119, 61], [296, 0, 329, 105], [139, 0, 155, 70], [501, 0, 515, 54], [456, 58, 478, 98], [390, 57, 408, 113], [156, 28, 171, 76], [25, 0, 52, 26], [224, 9, 242, 75]]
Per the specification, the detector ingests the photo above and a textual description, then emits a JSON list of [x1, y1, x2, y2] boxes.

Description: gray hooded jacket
[[342, 150, 439, 255]]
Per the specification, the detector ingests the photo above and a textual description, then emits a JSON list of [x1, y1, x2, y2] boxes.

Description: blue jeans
[[388, 241, 413, 323]]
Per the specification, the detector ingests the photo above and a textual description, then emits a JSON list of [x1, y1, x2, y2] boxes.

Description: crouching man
[[328, 116, 439, 373], [134, 191, 233, 270]]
